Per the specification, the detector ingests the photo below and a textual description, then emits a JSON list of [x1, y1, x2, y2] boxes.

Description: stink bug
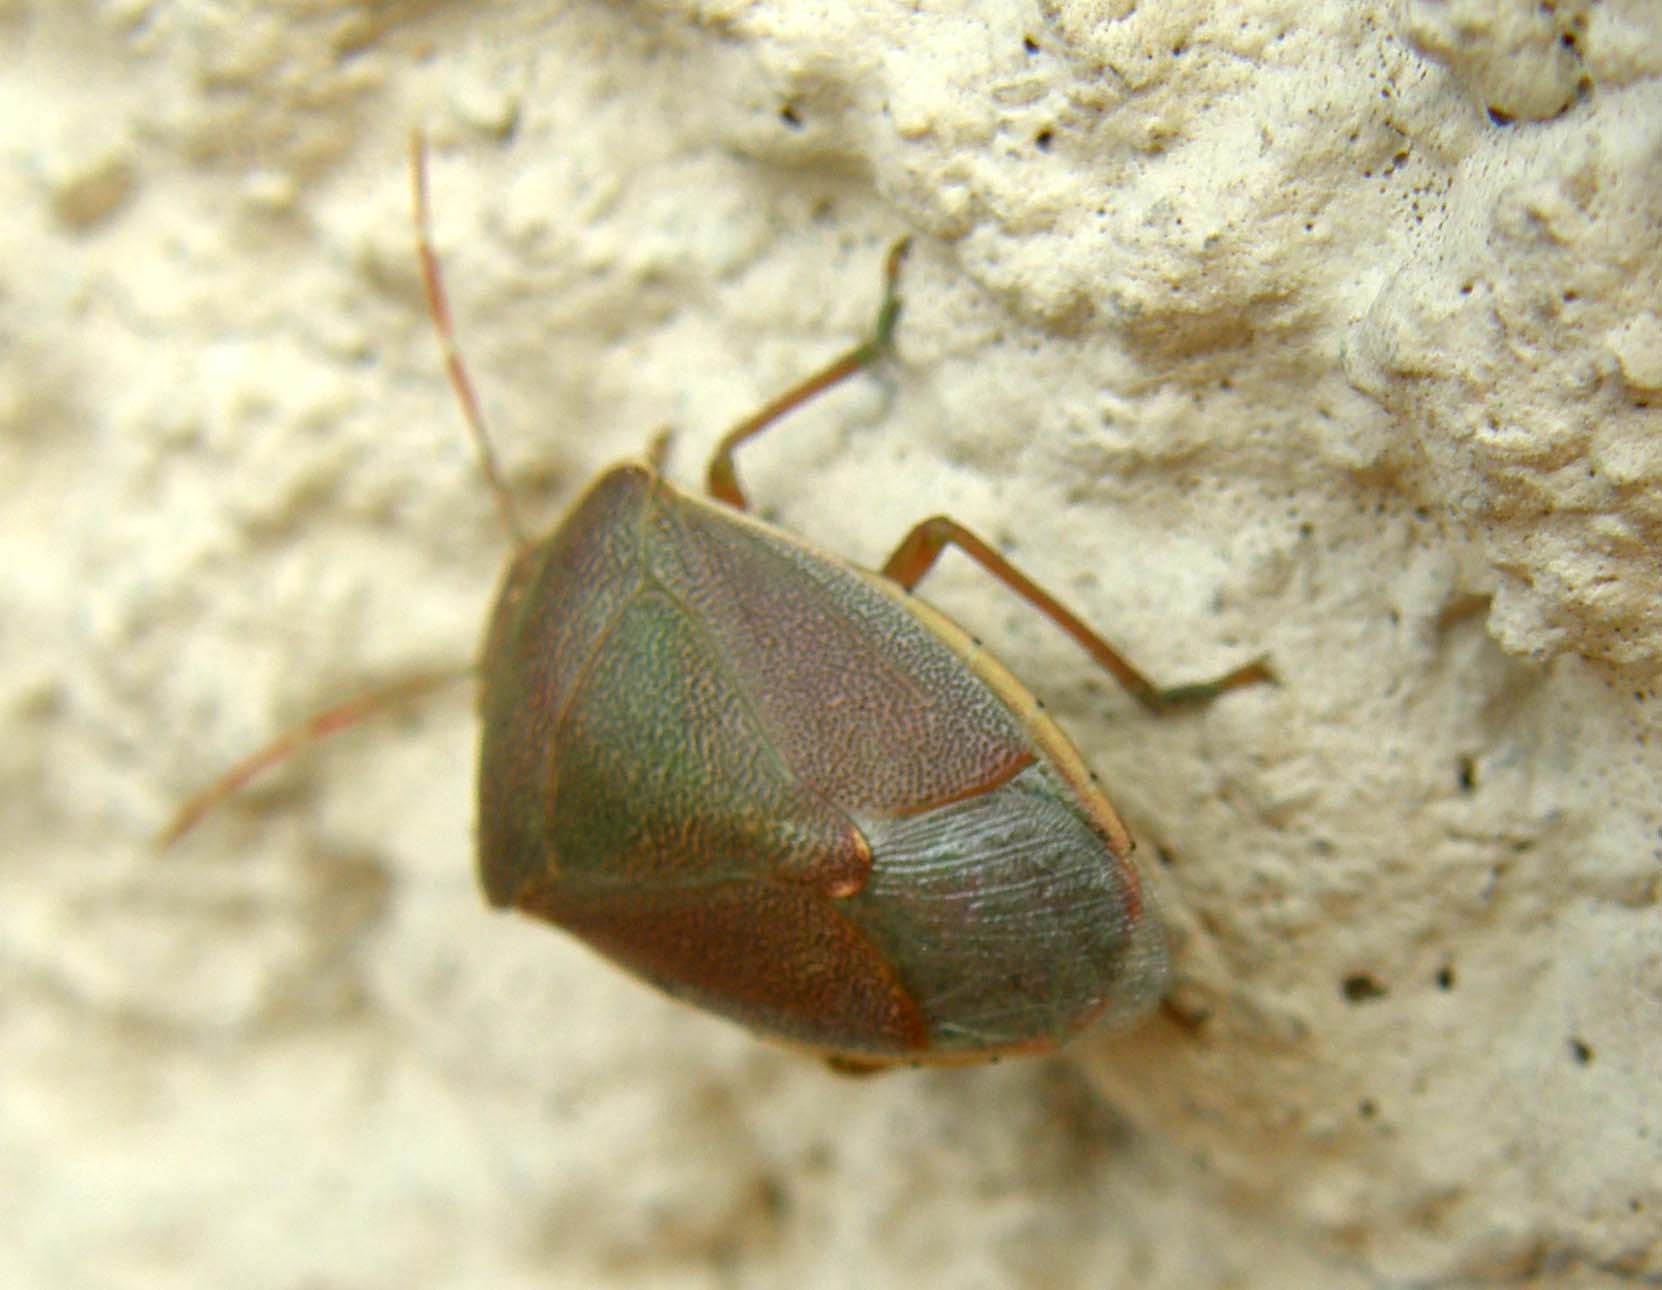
[[163, 138, 1272, 1071]]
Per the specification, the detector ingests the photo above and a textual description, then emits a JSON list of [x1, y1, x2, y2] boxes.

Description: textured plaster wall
[[3, 2, 1659, 1288]]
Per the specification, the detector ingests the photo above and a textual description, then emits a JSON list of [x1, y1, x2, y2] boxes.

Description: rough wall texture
[[3, 1, 1659, 1287]]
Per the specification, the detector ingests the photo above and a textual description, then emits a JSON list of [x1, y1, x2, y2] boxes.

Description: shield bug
[[163, 137, 1272, 1071]]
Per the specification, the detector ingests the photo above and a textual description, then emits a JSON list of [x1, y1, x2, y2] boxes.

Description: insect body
[[476, 462, 1173, 1065], [164, 139, 1271, 1071]]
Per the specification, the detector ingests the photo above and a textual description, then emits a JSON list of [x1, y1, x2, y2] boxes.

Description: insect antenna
[[410, 130, 528, 550], [155, 668, 470, 848], [157, 137, 508, 847]]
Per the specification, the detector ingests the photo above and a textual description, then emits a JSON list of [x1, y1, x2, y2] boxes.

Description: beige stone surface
[[3, 2, 1658, 1287]]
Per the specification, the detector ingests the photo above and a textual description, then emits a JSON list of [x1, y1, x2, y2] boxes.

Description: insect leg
[[880, 516, 1273, 713], [706, 239, 909, 510]]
